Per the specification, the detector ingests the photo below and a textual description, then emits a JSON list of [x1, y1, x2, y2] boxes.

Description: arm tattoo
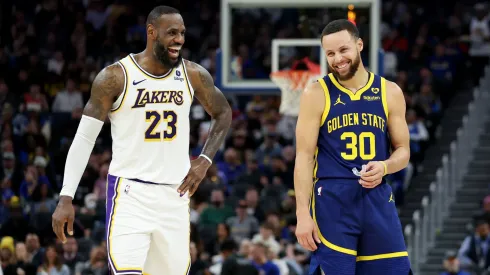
[[83, 64, 123, 121], [187, 61, 232, 159]]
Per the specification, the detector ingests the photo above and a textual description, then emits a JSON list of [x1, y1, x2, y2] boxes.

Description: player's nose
[[173, 34, 185, 45]]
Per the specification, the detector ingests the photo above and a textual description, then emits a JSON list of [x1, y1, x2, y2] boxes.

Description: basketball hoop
[[270, 57, 322, 116]]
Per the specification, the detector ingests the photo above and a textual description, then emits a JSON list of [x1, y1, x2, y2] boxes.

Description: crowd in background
[[0, 0, 489, 274]]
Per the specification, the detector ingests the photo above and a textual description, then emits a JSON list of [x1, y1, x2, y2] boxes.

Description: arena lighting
[[348, 4, 357, 25]]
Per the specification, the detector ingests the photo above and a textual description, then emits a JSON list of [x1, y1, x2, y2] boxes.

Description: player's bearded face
[[327, 50, 361, 81], [153, 34, 182, 68]]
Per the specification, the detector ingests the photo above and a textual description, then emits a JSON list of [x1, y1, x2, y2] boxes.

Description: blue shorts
[[308, 179, 411, 275]]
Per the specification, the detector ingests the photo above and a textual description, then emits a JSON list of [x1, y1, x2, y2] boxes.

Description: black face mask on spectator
[[213, 200, 223, 207]]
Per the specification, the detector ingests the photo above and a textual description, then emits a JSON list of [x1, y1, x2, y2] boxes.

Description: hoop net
[[271, 58, 322, 116]]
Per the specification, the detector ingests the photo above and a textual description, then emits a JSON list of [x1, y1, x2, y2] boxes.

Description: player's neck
[[337, 66, 369, 92], [136, 50, 173, 76]]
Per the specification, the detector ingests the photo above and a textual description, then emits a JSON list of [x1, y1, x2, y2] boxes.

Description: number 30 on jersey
[[144, 110, 177, 142], [341, 132, 376, 160]]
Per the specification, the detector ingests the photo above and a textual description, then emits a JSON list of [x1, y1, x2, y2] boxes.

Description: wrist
[[198, 154, 213, 165], [296, 207, 311, 217], [380, 161, 388, 176], [58, 196, 73, 205]]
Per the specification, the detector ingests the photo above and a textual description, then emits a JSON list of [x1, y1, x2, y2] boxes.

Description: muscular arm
[[59, 64, 124, 200], [186, 60, 232, 160], [385, 81, 410, 174], [294, 82, 325, 215], [83, 64, 124, 120]]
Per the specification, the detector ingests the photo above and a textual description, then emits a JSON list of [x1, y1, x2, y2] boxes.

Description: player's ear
[[357, 38, 364, 52], [147, 24, 157, 40]]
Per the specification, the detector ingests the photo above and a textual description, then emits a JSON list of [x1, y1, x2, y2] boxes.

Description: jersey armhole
[[380, 77, 389, 119], [111, 61, 129, 113], [181, 60, 194, 101], [318, 78, 331, 126]]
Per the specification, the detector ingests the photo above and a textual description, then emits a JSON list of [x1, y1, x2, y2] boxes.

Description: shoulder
[[183, 59, 213, 90], [92, 62, 125, 96], [299, 80, 326, 112], [384, 79, 405, 106]]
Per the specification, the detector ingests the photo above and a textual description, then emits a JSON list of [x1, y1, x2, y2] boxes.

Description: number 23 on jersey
[[144, 110, 178, 142]]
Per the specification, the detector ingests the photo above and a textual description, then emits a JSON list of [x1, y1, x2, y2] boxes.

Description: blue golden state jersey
[[314, 72, 390, 180]]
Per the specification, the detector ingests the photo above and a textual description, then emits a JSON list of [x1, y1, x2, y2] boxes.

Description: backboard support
[[217, 0, 381, 94]]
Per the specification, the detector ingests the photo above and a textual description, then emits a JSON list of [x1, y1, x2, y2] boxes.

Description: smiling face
[[322, 29, 363, 81], [148, 13, 185, 68]]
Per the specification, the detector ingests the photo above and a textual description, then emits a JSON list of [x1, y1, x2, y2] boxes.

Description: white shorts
[[106, 174, 191, 275]]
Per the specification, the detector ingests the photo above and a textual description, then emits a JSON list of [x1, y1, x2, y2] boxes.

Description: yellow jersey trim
[[356, 251, 408, 261], [318, 78, 331, 126], [111, 61, 129, 113], [328, 72, 374, 101], [381, 77, 389, 119], [312, 182, 358, 256]]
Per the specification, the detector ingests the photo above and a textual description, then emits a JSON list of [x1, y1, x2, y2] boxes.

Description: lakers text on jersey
[[108, 54, 193, 185]]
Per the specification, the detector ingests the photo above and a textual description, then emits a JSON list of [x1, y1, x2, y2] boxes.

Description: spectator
[[13, 242, 37, 275], [62, 237, 86, 273], [199, 189, 234, 228], [51, 79, 84, 115], [458, 216, 490, 272], [252, 222, 281, 257], [227, 199, 260, 243], [406, 108, 429, 167], [250, 241, 280, 275], [440, 250, 471, 275], [36, 244, 70, 275]]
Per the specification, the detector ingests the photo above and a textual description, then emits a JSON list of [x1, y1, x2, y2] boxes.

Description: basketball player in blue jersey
[[294, 19, 411, 275], [51, 6, 232, 275]]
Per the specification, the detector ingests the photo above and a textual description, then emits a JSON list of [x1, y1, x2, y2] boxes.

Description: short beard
[[153, 37, 182, 68], [328, 52, 361, 81]]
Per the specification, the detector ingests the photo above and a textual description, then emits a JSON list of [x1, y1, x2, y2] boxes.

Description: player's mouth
[[168, 47, 181, 58], [335, 61, 350, 73]]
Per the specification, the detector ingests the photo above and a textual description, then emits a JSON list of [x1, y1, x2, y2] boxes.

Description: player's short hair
[[146, 5, 180, 26], [321, 19, 359, 40]]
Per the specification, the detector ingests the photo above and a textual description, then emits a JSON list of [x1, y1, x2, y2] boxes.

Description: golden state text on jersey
[[107, 54, 194, 185], [314, 72, 390, 179]]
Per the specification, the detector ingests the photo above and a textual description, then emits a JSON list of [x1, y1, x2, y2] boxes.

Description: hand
[[295, 214, 321, 251], [359, 161, 386, 188], [52, 196, 75, 243], [178, 157, 211, 197]]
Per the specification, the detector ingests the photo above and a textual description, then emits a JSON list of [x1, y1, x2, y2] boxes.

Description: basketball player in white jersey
[[52, 6, 232, 275]]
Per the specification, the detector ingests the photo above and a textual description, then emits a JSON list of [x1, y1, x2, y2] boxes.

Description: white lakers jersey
[[108, 54, 193, 185]]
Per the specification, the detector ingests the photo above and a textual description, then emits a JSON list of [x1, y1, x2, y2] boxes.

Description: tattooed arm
[[177, 60, 232, 196], [52, 64, 124, 243], [186, 60, 232, 159], [83, 64, 125, 120]]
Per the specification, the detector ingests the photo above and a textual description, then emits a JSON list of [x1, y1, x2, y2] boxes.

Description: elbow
[[213, 105, 233, 128]]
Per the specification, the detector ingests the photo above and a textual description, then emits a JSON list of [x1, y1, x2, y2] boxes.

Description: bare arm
[[186, 60, 232, 160], [83, 63, 124, 120], [58, 63, 124, 202], [385, 81, 410, 174], [294, 82, 325, 215]]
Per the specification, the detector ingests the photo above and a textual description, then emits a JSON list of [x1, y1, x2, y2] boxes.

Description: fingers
[[67, 215, 75, 236], [359, 178, 382, 188], [177, 177, 191, 196], [300, 235, 318, 251], [312, 227, 321, 244], [360, 162, 378, 177], [52, 214, 67, 243], [189, 182, 200, 197], [360, 171, 383, 182]]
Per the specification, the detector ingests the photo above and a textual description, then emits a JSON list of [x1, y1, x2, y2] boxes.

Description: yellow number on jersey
[[144, 110, 178, 142], [340, 132, 376, 160]]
